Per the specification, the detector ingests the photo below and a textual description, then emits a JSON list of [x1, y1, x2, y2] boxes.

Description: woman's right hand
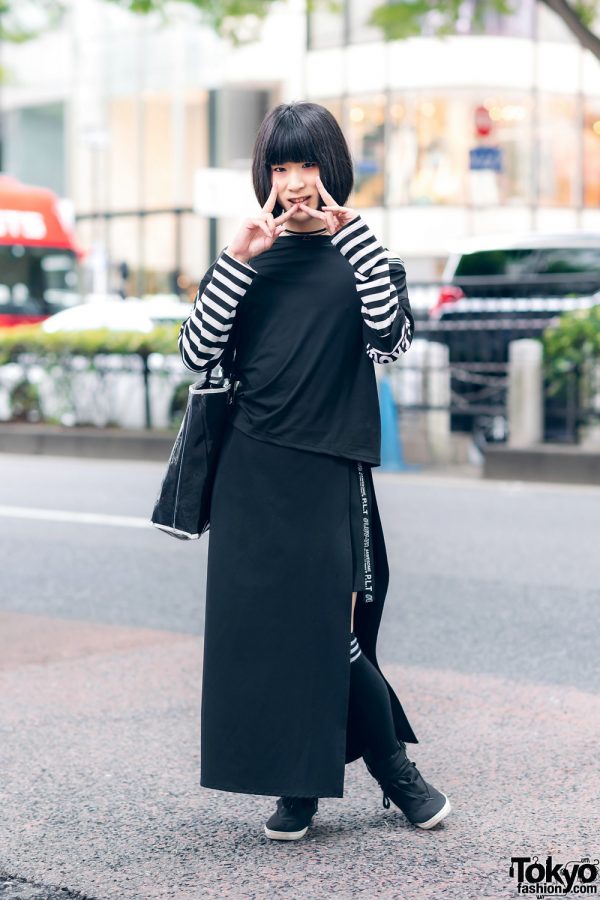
[[225, 184, 298, 264]]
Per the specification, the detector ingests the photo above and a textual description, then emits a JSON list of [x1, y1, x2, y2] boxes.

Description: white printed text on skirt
[[200, 420, 418, 799]]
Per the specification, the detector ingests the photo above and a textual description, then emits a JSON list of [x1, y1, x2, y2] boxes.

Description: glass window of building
[[142, 214, 177, 295], [460, 0, 534, 37], [108, 216, 143, 296], [348, 0, 383, 43], [4, 103, 65, 196], [216, 88, 271, 168], [143, 94, 175, 210], [387, 93, 531, 207], [316, 98, 344, 183], [387, 95, 467, 206], [583, 102, 600, 208], [108, 98, 141, 212], [180, 213, 209, 290], [537, 3, 577, 42], [317, 97, 343, 128], [344, 96, 386, 207], [386, 99, 415, 206], [538, 95, 578, 207], [483, 95, 531, 206], [184, 93, 209, 202], [74, 219, 94, 259], [414, 95, 465, 206], [307, 0, 345, 49]]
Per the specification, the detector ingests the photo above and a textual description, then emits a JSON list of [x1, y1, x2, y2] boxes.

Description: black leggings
[[348, 632, 398, 763], [292, 633, 398, 802]]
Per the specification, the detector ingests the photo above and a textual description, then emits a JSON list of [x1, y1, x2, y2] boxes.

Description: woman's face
[[270, 161, 322, 222]]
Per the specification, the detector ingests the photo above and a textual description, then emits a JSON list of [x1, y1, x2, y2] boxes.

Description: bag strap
[[215, 308, 239, 384]]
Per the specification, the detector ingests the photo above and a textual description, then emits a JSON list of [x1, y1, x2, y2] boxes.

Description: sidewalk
[[1, 609, 598, 900], [0, 423, 174, 462], [2, 423, 600, 486], [0, 423, 483, 474]]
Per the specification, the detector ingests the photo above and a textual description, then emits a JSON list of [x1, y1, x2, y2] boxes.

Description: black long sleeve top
[[178, 214, 415, 467]]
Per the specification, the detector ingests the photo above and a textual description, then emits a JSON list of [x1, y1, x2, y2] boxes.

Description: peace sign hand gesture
[[226, 184, 298, 264], [297, 175, 359, 236]]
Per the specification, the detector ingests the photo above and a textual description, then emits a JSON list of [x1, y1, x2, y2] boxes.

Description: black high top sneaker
[[264, 796, 319, 841], [364, 741, 451, 829]]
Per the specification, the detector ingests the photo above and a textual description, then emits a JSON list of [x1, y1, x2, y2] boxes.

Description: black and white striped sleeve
[[330, 215, 415, 365], [178, 248, 257, 373]]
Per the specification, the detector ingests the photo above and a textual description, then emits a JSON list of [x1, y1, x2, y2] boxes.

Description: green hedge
[[3, 306, 598, 390], [542, 304, 600, 390], [0, 323, 181, 365]]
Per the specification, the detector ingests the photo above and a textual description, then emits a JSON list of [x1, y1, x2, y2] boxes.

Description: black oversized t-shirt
[[178, 215, 415, 467]]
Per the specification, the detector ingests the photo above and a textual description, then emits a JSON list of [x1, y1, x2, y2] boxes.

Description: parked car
[[432, 232, 600, 317], [426, 232, 600, 437], [41, 296, 191, 333], [428, 232, 600, 363]]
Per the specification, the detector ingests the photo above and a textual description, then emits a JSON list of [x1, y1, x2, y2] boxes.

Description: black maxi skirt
[[200, 419, 419, 799]]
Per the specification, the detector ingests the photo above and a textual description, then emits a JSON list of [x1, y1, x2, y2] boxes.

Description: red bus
[[0, 175, 84, 328]]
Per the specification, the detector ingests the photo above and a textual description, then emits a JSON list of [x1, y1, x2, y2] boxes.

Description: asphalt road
[[1, 452, 598, 899]]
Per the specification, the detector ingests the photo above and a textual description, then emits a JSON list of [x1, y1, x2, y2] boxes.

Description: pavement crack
[[0, 873, 99, 900]]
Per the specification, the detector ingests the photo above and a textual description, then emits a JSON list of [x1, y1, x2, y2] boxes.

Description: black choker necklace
[[282, 226, 328, 236]]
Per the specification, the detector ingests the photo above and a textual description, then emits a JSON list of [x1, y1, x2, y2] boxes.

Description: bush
[[9, 380, 42, 422], [542, 304, 600, 393], [0, 323, 181, 364]]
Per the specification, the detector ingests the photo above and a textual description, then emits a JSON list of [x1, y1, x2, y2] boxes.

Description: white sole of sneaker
[[264, 825, 309, 841], [415, 795, 452, 829]]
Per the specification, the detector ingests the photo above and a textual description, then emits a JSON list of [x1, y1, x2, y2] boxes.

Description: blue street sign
[[469, 146, 503, 172]]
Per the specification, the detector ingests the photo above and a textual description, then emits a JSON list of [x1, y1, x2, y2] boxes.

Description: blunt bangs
[[251, 102, 354, 219], [264, 113, 321, 167]]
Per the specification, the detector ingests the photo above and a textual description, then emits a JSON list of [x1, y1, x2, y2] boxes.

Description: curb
[[484, 443, 600, 485], [0, 424, 173, 462], [2, 425, 600, 486]]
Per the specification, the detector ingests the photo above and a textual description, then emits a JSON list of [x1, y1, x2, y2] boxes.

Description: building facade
[[1, 0, 599, 295]]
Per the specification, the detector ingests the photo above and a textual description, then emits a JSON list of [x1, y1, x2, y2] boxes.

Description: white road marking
[[0, 505, 151, 529], [375, 472, 600, 494]]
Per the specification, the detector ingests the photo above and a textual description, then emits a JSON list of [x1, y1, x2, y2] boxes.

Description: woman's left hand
[[297, 175, 358, 235]]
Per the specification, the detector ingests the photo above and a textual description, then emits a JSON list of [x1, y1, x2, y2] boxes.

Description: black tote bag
[[151, 330, 238, 540]]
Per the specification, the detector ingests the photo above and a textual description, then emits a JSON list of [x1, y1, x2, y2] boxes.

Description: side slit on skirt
[[199, 421, 418, 799]]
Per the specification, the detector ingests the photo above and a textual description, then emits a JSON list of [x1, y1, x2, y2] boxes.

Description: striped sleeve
[[178, 248, 258, 373], [330, 215, 415, 364]]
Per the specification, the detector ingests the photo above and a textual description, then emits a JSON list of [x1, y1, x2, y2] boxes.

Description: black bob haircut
[[251, 102, 354, 220]]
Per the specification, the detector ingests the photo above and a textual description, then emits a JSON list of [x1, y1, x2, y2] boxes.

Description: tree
[[0, 0, 273, 48], [0, 0, 599, 60], [0, 0, 64, 43], [369, 1, 600, 62]]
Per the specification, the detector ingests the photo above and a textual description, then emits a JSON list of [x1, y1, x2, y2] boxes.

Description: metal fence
[[388, 345, 596, 445], [1, 285, 598, 442], [2, 350, 597, 443], [397, 360, 591, 442], [0, 352, 189, 431]]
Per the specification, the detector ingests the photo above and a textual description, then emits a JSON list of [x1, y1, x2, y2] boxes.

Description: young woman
[[178, 101, 451, 841]]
